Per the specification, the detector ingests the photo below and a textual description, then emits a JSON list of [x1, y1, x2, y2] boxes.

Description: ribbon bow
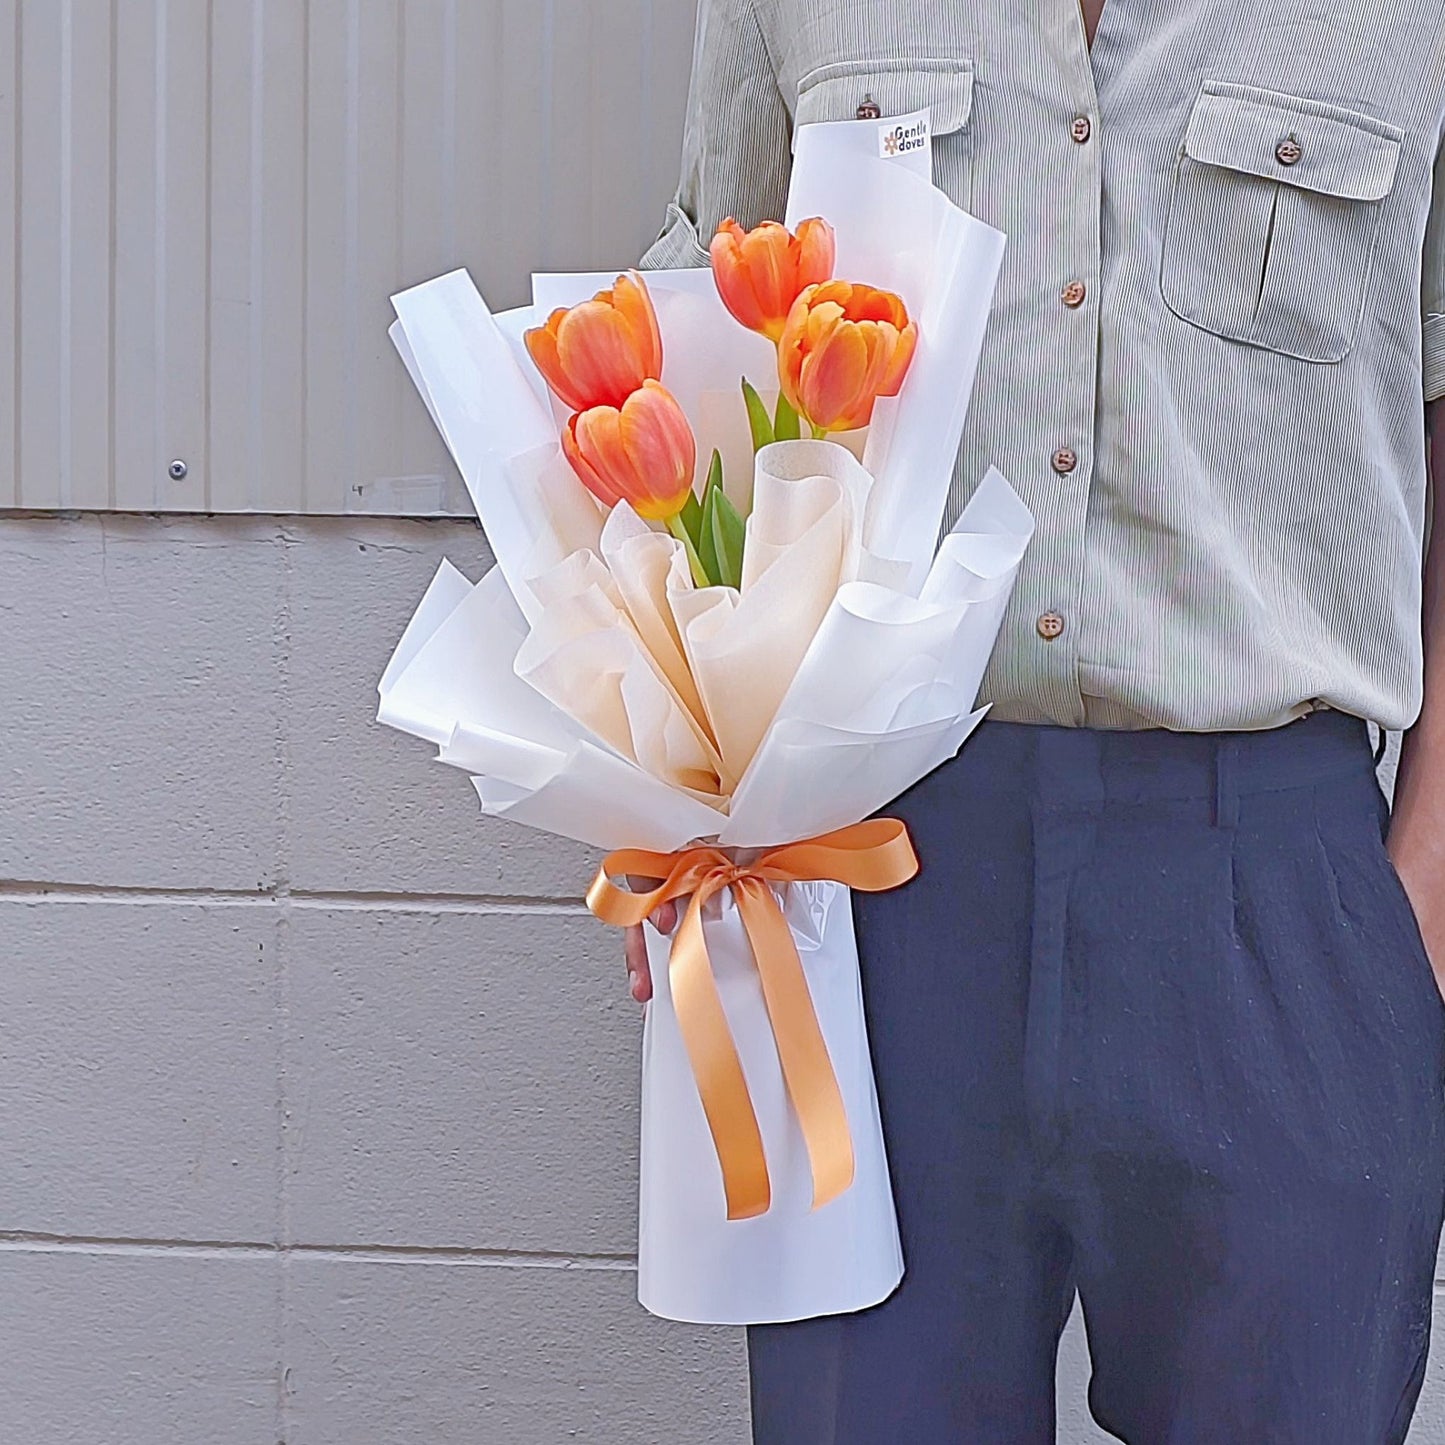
[[586, 819, 919, 1220]]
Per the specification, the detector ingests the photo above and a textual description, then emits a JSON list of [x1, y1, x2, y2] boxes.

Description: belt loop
[[1371, 724, 1390, 768], [1214, 735, 1241, 830]]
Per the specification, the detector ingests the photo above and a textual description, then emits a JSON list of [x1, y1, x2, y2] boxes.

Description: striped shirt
[[642, 0, 1445, 732]]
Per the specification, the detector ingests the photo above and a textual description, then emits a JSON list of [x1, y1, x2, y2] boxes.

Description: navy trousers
[[748, 714, 1445, 1444]]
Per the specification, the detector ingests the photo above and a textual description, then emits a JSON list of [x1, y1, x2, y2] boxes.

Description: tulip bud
[[562, 380, 698, 521], [525, 271, 664, 413], [710, 217, 836, 342], [778, 280, 918, 434]]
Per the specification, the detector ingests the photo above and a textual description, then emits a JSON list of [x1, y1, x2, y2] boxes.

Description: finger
[[625, 924, 653, 1003]]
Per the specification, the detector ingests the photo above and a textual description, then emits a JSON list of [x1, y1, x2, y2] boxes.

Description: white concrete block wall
[[0, 512, 747, 1444], [2, 512, 1442, 1443]]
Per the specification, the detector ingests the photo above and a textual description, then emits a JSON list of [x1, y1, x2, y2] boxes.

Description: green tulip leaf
[[773, 391, 802, 442], [742, 378, 774, 453], [710, 488, 747, 591], [678, 486, 705, 550], [697, 479, 723, 586]]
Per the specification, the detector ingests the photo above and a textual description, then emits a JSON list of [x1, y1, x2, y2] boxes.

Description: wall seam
[[0, 884, 588, 911], [0, 1233, 637, 1268], [275, 519, 294, 1443]]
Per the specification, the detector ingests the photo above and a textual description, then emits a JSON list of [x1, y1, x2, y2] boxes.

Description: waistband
[[959, 710, 1377, 815]]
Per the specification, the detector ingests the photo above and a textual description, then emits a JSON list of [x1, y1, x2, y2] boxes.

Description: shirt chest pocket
[[793, 57, 975, 209], [1160, 83, 1403, 363]]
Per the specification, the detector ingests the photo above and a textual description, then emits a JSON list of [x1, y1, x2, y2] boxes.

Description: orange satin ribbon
[[586, 819, 920, 1221]]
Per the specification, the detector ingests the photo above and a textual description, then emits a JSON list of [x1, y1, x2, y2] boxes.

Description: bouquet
[[377, 109, 1031, 1324]]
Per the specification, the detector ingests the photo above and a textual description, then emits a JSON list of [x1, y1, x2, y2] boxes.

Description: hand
[[623, 878, 678, 1004]]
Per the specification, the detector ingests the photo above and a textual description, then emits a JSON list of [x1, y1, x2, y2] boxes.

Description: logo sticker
[[879, 116, 930, 158]]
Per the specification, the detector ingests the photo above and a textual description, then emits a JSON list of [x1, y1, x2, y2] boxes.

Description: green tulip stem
[[666, 511, 713, 588]]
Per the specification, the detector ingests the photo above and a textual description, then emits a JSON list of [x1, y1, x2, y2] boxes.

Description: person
[[626, 2, 1445, 1440]]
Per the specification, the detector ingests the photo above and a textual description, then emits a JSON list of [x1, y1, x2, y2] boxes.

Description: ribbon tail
[[669, 888, 772, 1221], [735, 879, 856, 1211], [589, 821, 920, 1221]]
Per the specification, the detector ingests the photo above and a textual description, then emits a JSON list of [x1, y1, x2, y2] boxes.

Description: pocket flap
[[795, 57, 974, 136], [1184, 83, 1402, 202]]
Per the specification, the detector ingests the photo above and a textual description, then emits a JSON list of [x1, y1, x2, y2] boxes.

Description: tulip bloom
[[778, 281, 918, 434], [525, 271, 664, 413], [710, 217, 836, 342], [563, 380, 697, 521]]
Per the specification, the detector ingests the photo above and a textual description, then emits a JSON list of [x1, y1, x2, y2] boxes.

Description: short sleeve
[[1423, 137, 1445, 402], [640, 0, 793, 269]]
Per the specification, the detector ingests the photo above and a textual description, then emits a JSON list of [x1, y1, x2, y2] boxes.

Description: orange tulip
[[710, 217, 836, 342], [562, 380, 697, 520], [778, 280, 918, 433], [525, 271, 664, 413]]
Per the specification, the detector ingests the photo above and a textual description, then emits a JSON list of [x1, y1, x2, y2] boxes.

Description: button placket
[[1036, 68, 1103, 726]]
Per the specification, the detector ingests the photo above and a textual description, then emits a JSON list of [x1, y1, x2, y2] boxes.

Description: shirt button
[[1275, 135, 1302, 166], [1051, 447, 1079, 475], [1070, 115, 1092, 144], [1037, 611, 1066, 641], [1061, 280, 1087, 308], [856, 94, 882, 120]]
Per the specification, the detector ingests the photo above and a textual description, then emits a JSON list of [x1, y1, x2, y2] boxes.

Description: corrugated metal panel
[[1, 0, 18, 508], [2, 0, 698, 514]]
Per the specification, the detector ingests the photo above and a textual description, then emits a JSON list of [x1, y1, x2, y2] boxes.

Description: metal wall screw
[[168, 459, 188, 480]]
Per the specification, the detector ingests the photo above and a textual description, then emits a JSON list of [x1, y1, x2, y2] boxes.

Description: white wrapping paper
[[376, 110, 1029, 1324], [639, 880, 902, 1324]]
